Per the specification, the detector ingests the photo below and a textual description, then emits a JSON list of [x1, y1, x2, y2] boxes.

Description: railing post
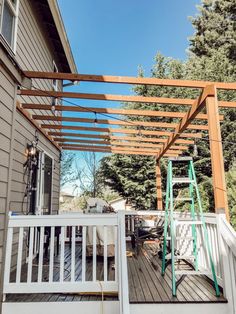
[[118, 211, 130, 314], [217, 214, 234, 313]]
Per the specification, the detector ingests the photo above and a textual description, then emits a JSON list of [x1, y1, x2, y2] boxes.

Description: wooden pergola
[[18, 71, 236, 220]]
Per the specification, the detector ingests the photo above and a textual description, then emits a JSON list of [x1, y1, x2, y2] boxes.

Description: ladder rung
[[175, 270, 211, 275], [175, 198, 193, 201], [172, 177, 195, 184]]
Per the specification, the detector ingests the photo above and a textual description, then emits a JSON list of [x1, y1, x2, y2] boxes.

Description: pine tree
[[99, 0, 236, 221]]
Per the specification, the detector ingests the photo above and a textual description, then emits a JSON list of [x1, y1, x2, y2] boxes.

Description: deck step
[[175, 270, 211, 275]]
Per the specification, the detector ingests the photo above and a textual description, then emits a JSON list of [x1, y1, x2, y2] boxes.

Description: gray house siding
[[0, 65, 17, 285], [0, 0, 70, 295]]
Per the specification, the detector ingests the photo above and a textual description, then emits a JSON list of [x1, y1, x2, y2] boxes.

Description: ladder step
[[176, 220, 203, 225], [175, 198, 193, 201], [172, 177, 195, 184], [176, 236, 194, 240], [169, 157, 193, 162], [175, 270, 211, 275], [175, 255, 195, 260], [165, 254, 195, 260], [166, 236, 194, 240]]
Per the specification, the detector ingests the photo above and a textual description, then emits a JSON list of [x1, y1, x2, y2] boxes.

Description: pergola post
[[156, 160, 163, 210], [206, 92, 229, 221]]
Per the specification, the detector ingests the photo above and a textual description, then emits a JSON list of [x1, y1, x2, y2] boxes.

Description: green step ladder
[[161, 157, 220, 297]]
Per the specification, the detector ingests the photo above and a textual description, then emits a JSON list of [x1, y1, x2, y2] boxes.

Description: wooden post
[[156, 160, 163, 210], [206, 92, 229, 221]]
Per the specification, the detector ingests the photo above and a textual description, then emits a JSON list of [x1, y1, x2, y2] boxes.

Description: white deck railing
[[125, 211, 223, 284], [3, 212, 130, 313], [217, 214, 236, 314]]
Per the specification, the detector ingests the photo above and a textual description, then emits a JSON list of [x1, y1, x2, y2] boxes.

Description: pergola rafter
[[17, 70, 236, 219], [32, 114, 209, 131]]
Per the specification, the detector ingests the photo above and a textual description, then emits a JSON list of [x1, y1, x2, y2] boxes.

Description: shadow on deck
[[6, 243, 226, 304]]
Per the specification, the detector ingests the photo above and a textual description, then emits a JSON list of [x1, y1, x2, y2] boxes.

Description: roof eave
[[47, 0, 77, 74]]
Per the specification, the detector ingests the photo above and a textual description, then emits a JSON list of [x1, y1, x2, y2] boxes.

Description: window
[[0, 0, 19, 52]]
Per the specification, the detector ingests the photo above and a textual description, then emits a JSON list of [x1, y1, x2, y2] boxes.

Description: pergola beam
[[19, 89, 195, 105], [55, 138, 189, 150], [49, 132, 195, 145], [61, 146, 179, 157], [45, 126, 202, 139], [59, 143, 183, 155], [21, 103, 222, 121], [33, 115, 208, 130], [19, 89, 235, 108], [23, 71, 236, 90]]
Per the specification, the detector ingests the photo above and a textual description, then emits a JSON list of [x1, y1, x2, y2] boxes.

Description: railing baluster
[[60, 226, 65, 282], [49, 227, 55, 282], [16, 227, 24, 283], [38, 226, 44, 282], [71, 226, 76, 282], [114, 225, 118, 282], [92, 226, 96, 281], [4, 227, 13, 285], [82, 226, 86, 282], [27, 227, 34, 283], [104, 226, 108, 282]]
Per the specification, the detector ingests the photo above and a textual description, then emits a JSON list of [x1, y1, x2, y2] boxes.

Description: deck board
[[5, 242, 226, 304]]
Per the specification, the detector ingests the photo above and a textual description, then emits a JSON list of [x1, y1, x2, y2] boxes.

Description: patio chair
[[131, 216, 164, 255]]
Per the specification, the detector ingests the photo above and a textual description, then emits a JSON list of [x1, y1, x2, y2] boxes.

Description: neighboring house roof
[[35, 0, 77, 73], [60, 192, 74, 198], [110, 197, 126, 204]]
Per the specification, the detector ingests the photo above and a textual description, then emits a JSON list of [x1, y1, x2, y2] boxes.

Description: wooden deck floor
[[6, 243, 226, 303]]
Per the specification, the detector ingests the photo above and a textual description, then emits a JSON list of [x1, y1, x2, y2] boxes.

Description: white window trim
[[52, 60, 58, 91], [35, 147, 54, 216], [0, 0, 19, 53]]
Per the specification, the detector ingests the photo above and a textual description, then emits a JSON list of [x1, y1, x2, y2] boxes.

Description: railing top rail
[[125, 210, 218, 219], [219, 214, 236, 256], [8, 213, 119, 227]]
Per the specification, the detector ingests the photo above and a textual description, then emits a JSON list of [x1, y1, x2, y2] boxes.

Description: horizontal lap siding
[[10, 111, 60, 215], [10, 0, 62, 219], [16, 0, 62, 126], [0, 66, 15, 282], [0, 0, 62, 287]]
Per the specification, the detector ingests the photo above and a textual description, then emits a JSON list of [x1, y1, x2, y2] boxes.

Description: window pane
[[2, 2, 14, 47], [43, 155, 53, 214]]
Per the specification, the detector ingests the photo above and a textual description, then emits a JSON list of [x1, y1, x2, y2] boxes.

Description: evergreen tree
[[99, 0, 236, 222]]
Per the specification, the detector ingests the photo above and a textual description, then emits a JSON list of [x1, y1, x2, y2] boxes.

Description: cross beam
[[44, 125, 202, 139], [18, 89, 235, 108], [33, 115, 208, 130], [48, 132, 195, 145], [23, 71, 236, 90], [21, 103, 223, 121]]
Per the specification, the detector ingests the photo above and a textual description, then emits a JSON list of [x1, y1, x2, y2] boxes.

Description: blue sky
[[57, 0, 200, 194]]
